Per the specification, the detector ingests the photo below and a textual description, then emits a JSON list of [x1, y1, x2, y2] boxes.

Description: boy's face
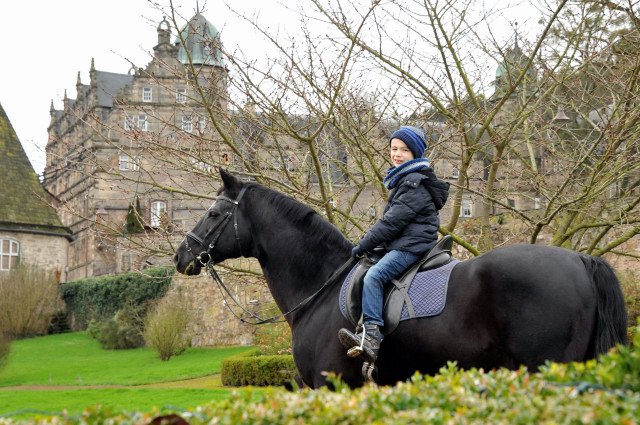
[[390, 138, 414, 166]]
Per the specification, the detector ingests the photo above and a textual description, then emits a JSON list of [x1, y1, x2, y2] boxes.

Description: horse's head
[[173, 168, 251, 275]]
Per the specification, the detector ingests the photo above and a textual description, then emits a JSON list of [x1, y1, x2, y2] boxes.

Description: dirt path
[[0, 374, 222, 391]]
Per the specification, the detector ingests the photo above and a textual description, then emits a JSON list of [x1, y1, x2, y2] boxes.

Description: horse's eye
[[208, 210, 218, 218]]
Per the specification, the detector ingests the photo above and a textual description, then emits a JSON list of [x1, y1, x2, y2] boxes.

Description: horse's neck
[[251, 214, 350, 313]]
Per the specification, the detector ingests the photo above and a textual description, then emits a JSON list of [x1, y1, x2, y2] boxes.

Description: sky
[[0, 0, 540, 177]]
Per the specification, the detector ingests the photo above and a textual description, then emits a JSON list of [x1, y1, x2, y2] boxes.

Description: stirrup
[[362, 361, 376, 382], [346, 328, 368, 358]]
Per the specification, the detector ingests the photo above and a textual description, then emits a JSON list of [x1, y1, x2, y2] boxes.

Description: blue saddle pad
[[339, 259, 459, 323]]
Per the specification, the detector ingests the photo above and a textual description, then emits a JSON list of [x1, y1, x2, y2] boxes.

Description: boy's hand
[[351, 245, 364, 258]]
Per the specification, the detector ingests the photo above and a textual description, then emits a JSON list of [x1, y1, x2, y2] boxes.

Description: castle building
[[43, 14, 228, 281]]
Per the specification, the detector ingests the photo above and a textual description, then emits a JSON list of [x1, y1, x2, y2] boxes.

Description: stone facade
[[0, 232, 68, 277], [169, 258, 272, 347]]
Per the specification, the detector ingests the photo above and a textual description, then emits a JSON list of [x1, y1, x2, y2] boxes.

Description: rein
[[182, 185, 357, 325], [207, 256, 357, 325]]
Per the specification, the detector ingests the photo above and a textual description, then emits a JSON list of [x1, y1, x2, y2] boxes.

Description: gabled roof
[[0, 102, 72, 239]]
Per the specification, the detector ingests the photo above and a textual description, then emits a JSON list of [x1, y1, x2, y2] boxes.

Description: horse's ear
[[219, 167, 243, 195]]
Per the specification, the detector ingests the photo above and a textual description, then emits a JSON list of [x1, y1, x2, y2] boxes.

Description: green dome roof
[[495, 43, 535, 80], [176, 14, 225, 67]]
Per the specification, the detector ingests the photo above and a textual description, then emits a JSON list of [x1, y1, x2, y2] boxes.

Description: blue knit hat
[[389, 126, 428, 159]]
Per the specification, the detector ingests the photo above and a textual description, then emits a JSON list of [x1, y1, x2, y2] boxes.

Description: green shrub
[[94, 318, 144, 350], [59, 267, 174, 330], [221, 352, 297, 386], [0, 264, 58, 338], [89, 302, 145, 349], [143, 290, 193, 361]]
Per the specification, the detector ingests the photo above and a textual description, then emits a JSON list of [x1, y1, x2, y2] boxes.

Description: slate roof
[[0, 102, 72, 239], [96, 71, 133, 107]]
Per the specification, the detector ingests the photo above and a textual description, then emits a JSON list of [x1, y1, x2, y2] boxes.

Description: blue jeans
[[362, 250, 421, 326]]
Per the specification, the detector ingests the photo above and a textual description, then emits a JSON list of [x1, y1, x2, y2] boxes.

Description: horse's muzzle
[[173, 253, 202, 276]]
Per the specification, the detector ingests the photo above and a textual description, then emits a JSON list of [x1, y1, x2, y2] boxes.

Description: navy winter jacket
[[357, 167, 449, 256]]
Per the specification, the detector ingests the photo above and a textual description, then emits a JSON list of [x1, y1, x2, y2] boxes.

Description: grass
[[0, 332, 256, 420], [0, 332, 252, 387]]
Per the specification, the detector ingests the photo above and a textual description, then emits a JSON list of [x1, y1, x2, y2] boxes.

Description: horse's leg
[[293, 317, 366, 389]]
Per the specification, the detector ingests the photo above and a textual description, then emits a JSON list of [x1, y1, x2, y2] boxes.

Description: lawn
[[0, 332, 252, 387], [0, 332, 255, 420]]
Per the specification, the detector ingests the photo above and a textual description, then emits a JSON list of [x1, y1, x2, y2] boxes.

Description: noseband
[[184, 186, 248, 266]]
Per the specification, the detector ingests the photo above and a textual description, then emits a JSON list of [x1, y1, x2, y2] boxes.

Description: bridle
[[184, 186, 248, 266], [180, 185, 357, 325]]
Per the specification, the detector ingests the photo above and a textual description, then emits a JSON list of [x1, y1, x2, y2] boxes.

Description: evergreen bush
[[59, 267, 173, 330], [95, 318, 144, 350], [124, 196, 144, 233], [89, 302, 146, 349]]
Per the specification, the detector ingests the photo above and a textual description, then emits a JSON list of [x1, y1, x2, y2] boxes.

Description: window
[[189, 157, 211, 172], [150, 201, 167, 228], [176, 88, 187, 103], [461, 199, 472, 217], [452, 166, 459, 179], [197, 117, 206, 132], [182, 116, 193, 132], [1, 239, 19, 271], [142, 87, 152, 102], [124, 114, 134, 130], [119, 154, 129, 171], [119, 154, 139, 171], [137, 115, 148, 131], [534, 197, 542, 210]]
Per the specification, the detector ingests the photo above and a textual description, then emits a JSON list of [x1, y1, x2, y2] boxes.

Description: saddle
[[343, 235, 454, 335]]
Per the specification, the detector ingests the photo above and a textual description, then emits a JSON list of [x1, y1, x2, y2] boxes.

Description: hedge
[[59, 267, 174, 330], [221, 351, 297, 386]]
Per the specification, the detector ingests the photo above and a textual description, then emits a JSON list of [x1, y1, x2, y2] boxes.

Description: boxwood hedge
[[221, 351, 297, 386]]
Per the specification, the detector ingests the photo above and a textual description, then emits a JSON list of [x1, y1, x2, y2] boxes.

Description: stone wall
[[169, 259, 275, 347], [0, 231, 68, 280]]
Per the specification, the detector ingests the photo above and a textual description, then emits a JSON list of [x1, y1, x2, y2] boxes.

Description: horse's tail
[[580, 254, 628, 357]]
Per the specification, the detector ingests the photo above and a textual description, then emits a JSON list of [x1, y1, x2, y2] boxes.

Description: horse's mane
[[242, 183, 352, 251]]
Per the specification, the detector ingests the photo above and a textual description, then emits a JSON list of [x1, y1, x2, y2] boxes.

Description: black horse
[[174, 169, 628, 389]]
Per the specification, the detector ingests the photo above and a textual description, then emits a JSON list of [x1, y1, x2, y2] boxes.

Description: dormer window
[[142, 87, 152, 102]]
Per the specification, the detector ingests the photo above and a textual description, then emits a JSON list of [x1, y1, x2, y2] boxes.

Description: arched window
[[0, 238, 19, 271]]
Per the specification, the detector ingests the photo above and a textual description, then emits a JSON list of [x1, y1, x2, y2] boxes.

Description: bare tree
[[47, 0, 639, 275]]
